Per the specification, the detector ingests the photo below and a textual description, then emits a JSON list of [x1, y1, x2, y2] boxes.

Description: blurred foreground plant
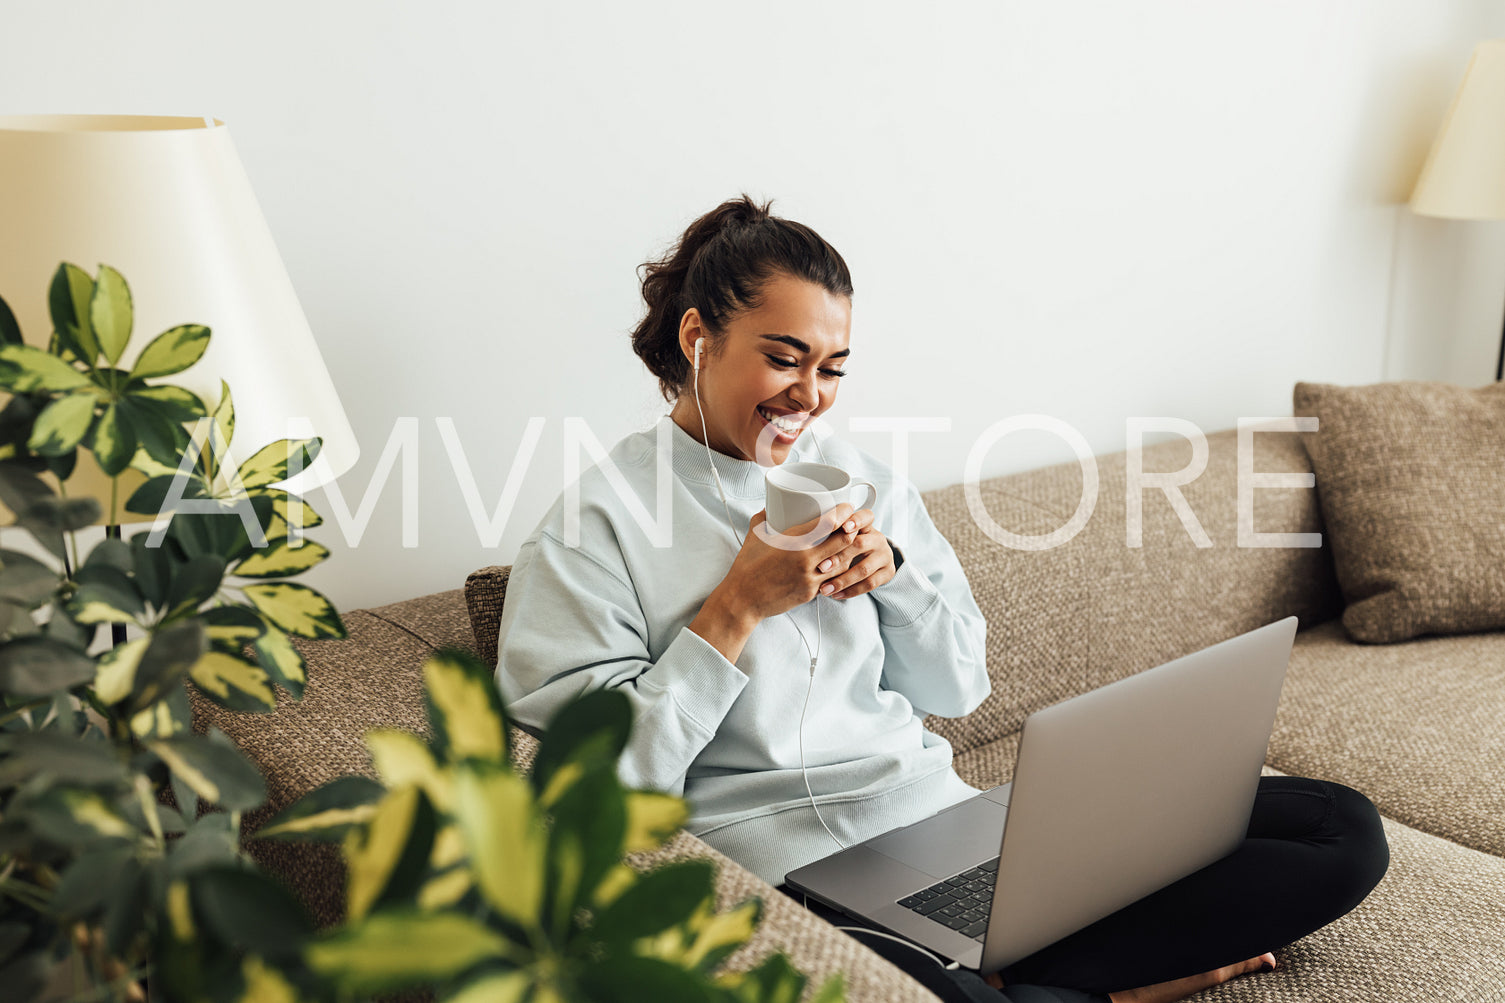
[[260, 648, 846, 1003]]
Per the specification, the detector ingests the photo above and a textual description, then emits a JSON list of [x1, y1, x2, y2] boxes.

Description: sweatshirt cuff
[[635, 627, 748, 735], [870, 560, 940, 628]]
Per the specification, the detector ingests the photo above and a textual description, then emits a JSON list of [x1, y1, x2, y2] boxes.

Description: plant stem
[[105, 524, 126, 648], [56, 479, 79, 578], [109, 478, 118, 535]]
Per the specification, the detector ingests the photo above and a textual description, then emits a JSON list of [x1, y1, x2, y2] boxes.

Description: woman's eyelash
[[767, 355, 847, 378]]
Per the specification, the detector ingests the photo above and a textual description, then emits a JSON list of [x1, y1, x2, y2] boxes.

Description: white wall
[[3, 1, 1503, 611]]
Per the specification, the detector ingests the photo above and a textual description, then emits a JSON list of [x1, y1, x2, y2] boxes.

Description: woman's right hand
[[726, 505, 860, 620], [690, 504, 859, 665]]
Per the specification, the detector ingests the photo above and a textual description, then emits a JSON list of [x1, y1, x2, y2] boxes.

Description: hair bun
[[630, 194, 852, 402]]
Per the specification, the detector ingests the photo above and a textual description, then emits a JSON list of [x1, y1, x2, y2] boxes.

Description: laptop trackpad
[[866, 796, 1009, 878]]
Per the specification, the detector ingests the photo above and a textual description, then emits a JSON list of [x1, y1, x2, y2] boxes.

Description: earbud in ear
[[694, 339, 703, 371]]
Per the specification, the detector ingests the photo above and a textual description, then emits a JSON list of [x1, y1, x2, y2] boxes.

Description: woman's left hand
[[816, 508, 897, 600]]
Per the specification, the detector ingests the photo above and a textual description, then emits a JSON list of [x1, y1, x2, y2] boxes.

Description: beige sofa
[[198, 425, 1505, 1002]]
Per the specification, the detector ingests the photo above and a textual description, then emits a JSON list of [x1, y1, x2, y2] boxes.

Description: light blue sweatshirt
[[495, 416, 990, 885]]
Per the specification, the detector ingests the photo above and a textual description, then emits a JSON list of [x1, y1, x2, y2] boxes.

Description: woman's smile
[[756, 405, 812, 443], [670, 272, 853, 465]]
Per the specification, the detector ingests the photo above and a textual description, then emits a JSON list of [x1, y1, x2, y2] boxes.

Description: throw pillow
[[1294, 380, 1505, 643]]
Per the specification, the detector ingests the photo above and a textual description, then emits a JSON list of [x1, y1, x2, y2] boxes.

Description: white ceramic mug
[[764, 461, 879, 535]]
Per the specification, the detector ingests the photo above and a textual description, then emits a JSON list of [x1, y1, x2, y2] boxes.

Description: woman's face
[[674, 272, 852, 466]]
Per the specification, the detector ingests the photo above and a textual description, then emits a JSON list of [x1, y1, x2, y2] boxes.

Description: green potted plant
[[0, 263, 341, 1001]]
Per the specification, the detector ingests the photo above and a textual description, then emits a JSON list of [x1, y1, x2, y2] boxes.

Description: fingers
[[821, 534, 897, 599], [822, 556, 894, 600]]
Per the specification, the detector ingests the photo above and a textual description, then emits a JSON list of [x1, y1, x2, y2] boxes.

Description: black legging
[[782, 777, 1390, 1003]]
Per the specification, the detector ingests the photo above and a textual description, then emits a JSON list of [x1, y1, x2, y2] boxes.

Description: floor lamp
[[0, 115, 358, 590], [1410, 40, 1505, 382]]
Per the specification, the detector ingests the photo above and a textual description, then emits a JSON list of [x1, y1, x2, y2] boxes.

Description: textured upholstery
[[1294, 380, 1505, 642], [197, 421, 1505, 1001], [464, 565, 509, 665], [1269, 620, 1505, 859], [917, 426, 1340, 756]]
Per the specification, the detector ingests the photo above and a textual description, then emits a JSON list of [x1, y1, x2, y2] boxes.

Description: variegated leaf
[[252, 775, 385, 842], [592, 864, 638, 909], [188, 651, 276, 711], [682, 898, 761, 972], [241, 582, 345, 640], [166, 881, 195, 940], [131, 324, 210, 379], [237, 957, 300, 1003], [0, 344, 91, 392], [129, 678, 191, 739], [452, 764, 545, 925], [344, 786, 433, 923], [27, 393, 95, 456], [624, 791, 690, 854], [200, 605, 266, 650], [47, 789, 135, 841], [89, 401, 136, 476], [149, 734, 265, 811], [304, 910, 510, 995], [131, 384, 206, 423], [251, 622, 306, 697], [231, 539, 329, 579], [590, 860, 715, 949], [261, 489, 324, 540], [237, 437, 322, 490], [423, 650, 506, 763], [363, 730, 451, 811], [48, 262, 98, 363], [417, 867, 473, 911], [442, 972, 531, 1003], [89, 265, 132, 365], [209, 379, 234, 449], [94, 637, 148, 705]]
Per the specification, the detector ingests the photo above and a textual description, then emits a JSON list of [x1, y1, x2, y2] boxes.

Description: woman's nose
[[789, 371, 818, 411]]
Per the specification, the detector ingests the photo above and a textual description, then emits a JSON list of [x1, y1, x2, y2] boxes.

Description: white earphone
[[689, 331, 844, 853]]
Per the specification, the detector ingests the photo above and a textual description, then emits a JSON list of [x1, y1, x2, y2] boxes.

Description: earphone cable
[[693, 356, 844, 851]]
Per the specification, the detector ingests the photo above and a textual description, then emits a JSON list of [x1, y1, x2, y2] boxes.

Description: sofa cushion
[[1266, 620, 1505, 859], [1294, 380, 1505, 643], [951, 731, 1505, 1001], [1195, 815, 1505, 1002], [920, 427, 1341, 754], [367, 587, 481, 653]]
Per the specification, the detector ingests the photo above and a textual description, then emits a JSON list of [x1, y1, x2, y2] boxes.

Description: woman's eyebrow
[[758, 333, 851, 358]]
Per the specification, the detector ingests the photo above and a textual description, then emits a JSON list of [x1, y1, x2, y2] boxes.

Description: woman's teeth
[[758, 407, 806, 435]]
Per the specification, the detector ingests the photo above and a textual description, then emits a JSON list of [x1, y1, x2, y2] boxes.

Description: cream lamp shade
[[1410, 40, 1505, 219], [0, 114, 356, 520]]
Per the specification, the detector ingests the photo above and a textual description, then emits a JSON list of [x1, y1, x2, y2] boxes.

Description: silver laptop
[[784, 616, 1297, 974]]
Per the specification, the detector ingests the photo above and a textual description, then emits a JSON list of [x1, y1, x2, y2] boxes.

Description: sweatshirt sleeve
[[867, 476, 990, 719], [494, 530, 748, 796]]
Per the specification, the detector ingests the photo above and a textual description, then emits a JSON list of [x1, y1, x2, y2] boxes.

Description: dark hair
[[631, 194, 854, 401]]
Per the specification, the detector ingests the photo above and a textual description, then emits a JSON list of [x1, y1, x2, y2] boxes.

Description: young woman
[[494, 196, 1389, 1003]]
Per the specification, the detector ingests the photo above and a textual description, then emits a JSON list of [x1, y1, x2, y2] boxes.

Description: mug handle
[[848, 480, 878, 515]]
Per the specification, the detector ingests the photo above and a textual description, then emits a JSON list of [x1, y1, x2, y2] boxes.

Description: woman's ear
[[678, 308, 705, 368]]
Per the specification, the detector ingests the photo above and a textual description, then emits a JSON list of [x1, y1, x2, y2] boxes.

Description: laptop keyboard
[[897, 856, 998, 942]]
